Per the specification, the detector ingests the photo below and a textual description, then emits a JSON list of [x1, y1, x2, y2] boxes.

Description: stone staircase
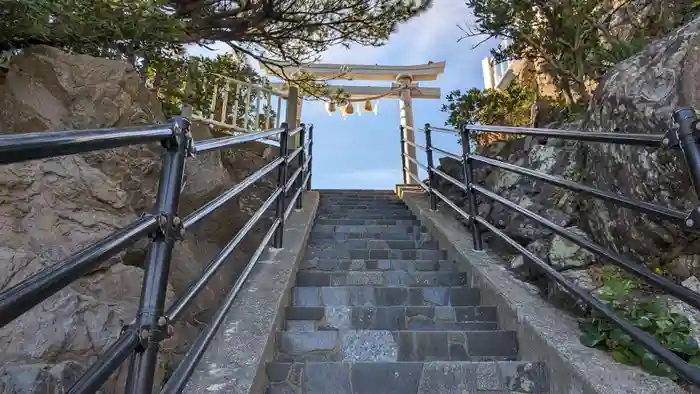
[[265, 190, 549, 393]]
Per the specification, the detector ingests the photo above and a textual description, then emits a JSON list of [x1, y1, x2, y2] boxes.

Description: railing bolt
[[687, 219, 694, 228], [157, 316, 167, 326], [172, 217, 181, 227], [662, 137, 670, 146], [140, 329, 150, 341]]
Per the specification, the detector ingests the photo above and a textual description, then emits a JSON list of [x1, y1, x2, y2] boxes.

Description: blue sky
[[304, 1, 493, 190], [193, 1, 494, 190]]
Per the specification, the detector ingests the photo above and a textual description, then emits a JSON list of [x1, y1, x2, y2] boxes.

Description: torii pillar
[[397, 74, 418, 184]]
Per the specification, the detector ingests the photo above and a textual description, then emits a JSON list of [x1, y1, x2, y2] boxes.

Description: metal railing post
[[306, 125, 313, 191], [425, 123, 438, 211], [674, 109, 700, 197], [125, 116, 190, 394], [274, 123, 290, 248], [460, 124, 483, 251], [400, 125, 408, 184], [296, 124, 306, 209]]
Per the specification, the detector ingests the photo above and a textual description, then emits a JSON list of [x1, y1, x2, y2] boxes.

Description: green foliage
[[1, 0, 436, 113], [441, 82, 534, 129], [1, 0, 182, 61], [463, 0, 696, 105], [440, 81, 562, 147], [579, 266, 700, 379], [1, 0, 434, 71], [145, 52, 265, 119]]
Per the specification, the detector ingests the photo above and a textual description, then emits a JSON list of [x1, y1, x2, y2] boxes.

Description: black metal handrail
[[0, 114, 314, 393], [405, 109, 700, 386]]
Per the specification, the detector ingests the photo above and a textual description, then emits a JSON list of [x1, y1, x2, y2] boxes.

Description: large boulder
[[580, 16, 700, 275], [0, 46, 280, 392], [433, 130, 582, 258], [0, 46, 173, 392]]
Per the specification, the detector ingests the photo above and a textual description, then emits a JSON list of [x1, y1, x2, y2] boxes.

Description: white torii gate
[[263, 61, 446, 185]]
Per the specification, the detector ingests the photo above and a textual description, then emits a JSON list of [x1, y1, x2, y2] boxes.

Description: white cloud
[[321, 1, 474, 66], [186, 0, 486, 81]]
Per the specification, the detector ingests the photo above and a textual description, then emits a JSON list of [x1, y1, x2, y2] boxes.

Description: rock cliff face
[[580, 16, 700, 275], [0, 46, 279, 392], [434, 16, 700, 310]]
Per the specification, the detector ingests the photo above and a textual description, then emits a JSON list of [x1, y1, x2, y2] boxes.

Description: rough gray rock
[[0, 46, 280, 393], [434, 16, 700, 284], [547, 268, 600, 314], [434, 132, 582, 250], [580, 16, 700, 274], [548, 227, 597, 270]]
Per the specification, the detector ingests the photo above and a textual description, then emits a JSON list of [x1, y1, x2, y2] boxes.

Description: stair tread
[[314, 222, 420, 228], [310, 232, 427, 240], [317, 208, 408, 210], [304, 248, 445, 261], [287, 305, 495, 317], [275, 330, 519, 362], [285, 319, 498, 332], [285, 305, 498, 332], [296, 271, 467, 287], [316, 208, 411, 211], [290, 287, 481, 307], [298, 259, 455, 272], [306, 241, 440, 250], [312, 224, 425, 232], [266, 361, 549, 394]]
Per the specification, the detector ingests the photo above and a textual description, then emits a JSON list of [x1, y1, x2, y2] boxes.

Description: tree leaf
[[580, 331, 604, 348], [640, 351, 659, 372], [610, 329, 632, 347], [634, 316, 652, 329], [612, 349, 633, 365]]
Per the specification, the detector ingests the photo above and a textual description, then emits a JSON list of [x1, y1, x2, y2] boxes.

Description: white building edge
[[481, 38, 516, 90]]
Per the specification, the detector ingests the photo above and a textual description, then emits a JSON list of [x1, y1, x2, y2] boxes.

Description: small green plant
[[579, 267, 700, 380]]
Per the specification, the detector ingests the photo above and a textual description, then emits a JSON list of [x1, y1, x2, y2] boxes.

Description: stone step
[[318, 191, 397, 198], [318, 197, 405, 202], [306, 239, 439, 250], [291, 286, 480, 307], [317, 189, 396, 194], [275, 330, 519, 362], [298, 259, 455, 272], [315, 212, 416, 220], [266, 361, 549, 393], [316, 205, 402, 211], [285, 306, 497, 331], [310, 230, 428, 242], [286, 319, 497, 332], [312, 224, 425, 235], [318, 205, 410, 211], [314, 218, 419, 226], [319, 199, 402, 205], [304, 247, 446, 261], [316, 206, 411, 213], [295, 271, 468, 287]]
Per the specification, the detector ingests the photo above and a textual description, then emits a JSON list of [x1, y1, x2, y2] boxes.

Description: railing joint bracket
[[162, 116, 196, 157], [151, 213, 185, 241], [131, 315, 173, 349], [662, 126, 681, 149], [685, 207, 700, 231]]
